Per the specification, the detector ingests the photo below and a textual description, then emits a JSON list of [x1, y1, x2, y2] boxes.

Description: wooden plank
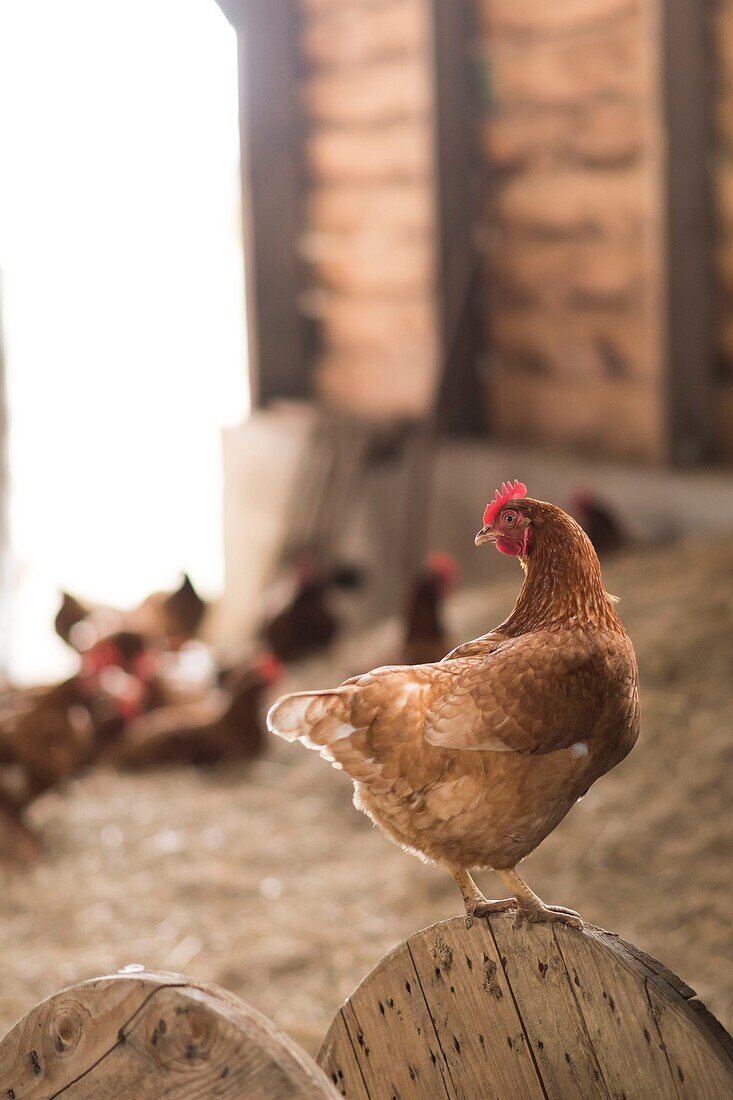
[[550, 926, 684, 1099], [406, 920, 547, 1099], [0, 970, 338, 1099], [482, 21, 647, 110], [317, 351, 438, 418], [234, 3, 308, 405], [481, 102, 643, 171], [304, 233, 433, 294], [489, 239, 645, 312], [319, 916, 733, 1099], [490, 370, 664, 461], [307, 122, 432, 183], [722, 384, 733, 460], [317, 1009, 372, 1098], [325, 941, 457, 1100], [659, 0, 716, 463], [646, 980, 733, 1099], [305, 294, 434, 352], [304, 58, 431, 127], [494, 166, 652, 240], [303, 0, 427, 69], [307, 182, 433, 235], [492, 307, 653, 382], [476, 0, 640, 38], [488, 919, 609, 1098], [714, 5, 733, 90]]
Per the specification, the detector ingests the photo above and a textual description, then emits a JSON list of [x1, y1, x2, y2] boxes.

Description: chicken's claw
[[465, 897, 517, 929], [513, 903, 583, 931]]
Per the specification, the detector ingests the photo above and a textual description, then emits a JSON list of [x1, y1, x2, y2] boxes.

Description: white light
[[0, 0, 248, 683]]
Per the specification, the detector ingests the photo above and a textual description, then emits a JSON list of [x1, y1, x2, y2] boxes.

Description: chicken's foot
[[495, 868, 583, 930], [451, 868, 517, 929]]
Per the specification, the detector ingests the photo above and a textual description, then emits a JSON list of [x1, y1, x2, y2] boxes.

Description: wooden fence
[[2, 915, 732, 1098]]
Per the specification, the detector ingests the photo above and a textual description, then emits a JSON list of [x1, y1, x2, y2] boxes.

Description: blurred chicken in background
[[260, 557, 363, 663], [55, 573, 208, 654], [112, 653, 282, 770], [569, 487, 628, 556], [401, 552, 460, 665]]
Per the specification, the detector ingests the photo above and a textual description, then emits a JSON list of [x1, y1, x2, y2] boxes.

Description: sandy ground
[[1, 537, 732, 1056]]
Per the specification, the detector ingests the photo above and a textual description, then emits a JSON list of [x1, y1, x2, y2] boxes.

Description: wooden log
[[303, 231, 434, 294], [482, 101, 643, 171], [317, 350, 438, 418], [306, 293, 435, 351], [491, 306, 654, 382], [302, 0, 427, 69], [475, 0, 640, 38], [491, 369, 663, 460], [494, 166, 652, 240], [488, 239, 645, 312], [304, 58, 431, 127], [307, 181, 433, 235], [318, 915, 733, 1098], [0, 969, 338, 1098], [482, 22, 647, 109], [307, 122, 433, 183]]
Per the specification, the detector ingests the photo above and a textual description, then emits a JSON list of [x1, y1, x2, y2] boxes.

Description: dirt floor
[[1, 537, 732, 1055]]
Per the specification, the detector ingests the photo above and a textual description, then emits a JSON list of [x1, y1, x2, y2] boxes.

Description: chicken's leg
[[451, 868, 517, 928], [495, 868, 582, 929]]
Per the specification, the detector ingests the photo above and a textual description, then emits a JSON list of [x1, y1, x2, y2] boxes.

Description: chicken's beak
[[474, 526, 498, 547]]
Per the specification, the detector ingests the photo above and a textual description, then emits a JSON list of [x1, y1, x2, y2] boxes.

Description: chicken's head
[[475, 479, 531, 557], [425, 551, 460, 592]]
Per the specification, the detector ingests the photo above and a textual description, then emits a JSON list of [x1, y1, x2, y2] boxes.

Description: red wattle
[[495, 537, 522, 556]]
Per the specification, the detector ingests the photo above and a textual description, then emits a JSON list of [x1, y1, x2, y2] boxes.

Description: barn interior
[[0, 0, 732, 1056]]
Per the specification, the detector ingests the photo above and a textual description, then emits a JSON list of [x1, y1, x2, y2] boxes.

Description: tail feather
[[267, 689, 360, 747]]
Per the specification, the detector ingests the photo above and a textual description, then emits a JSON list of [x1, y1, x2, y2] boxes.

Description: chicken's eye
[[503, 511, 518, 525]]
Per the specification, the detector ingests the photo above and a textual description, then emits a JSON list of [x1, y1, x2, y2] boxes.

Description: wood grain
[[303, 0, 426, 69], [0, 969, 338, 1099], [491, 307, 654, 382], [494, 166, 652, 241], [307, 123, 432, 184], [307, 181, 433, 235], [482, 22, 645, 110], [476, 0, 640, 38], [318, 915, 733, 1099], [490, 370, 663, 461], [304, 58, 431, 127], [481, 102, 643, 171]]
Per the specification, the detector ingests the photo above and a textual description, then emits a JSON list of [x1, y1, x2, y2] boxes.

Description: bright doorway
[[0, 0, 248, 683]]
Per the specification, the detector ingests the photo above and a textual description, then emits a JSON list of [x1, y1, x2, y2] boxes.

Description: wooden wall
[[299, 0, 441, 418], [475, 0, 667, 461], [223, 0, 722, 464]]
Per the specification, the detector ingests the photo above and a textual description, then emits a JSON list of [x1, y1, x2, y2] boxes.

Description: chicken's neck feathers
[[500, 511, 623, 636]]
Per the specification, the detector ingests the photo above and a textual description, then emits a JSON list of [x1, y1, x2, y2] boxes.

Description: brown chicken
[[260, 559, 363, 662], [268, 480, 639, 927], [54, 573, 207, 653], [113, 654, 283, 770], [570, 487, 627, 556], [401, 552, 459, 665]]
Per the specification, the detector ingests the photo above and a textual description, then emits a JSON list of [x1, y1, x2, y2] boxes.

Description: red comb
[[256, 654, 284, 684], [482, 480, 528, 527], [425, 551, 460, 585]]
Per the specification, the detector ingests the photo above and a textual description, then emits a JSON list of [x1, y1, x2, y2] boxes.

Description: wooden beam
[[659, 0, 716, 463], [428, 0, 485, 434], [215, 0, 310, 406]]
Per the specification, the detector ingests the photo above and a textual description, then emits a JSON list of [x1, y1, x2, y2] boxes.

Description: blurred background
[[0, 0, 731, 1057]]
